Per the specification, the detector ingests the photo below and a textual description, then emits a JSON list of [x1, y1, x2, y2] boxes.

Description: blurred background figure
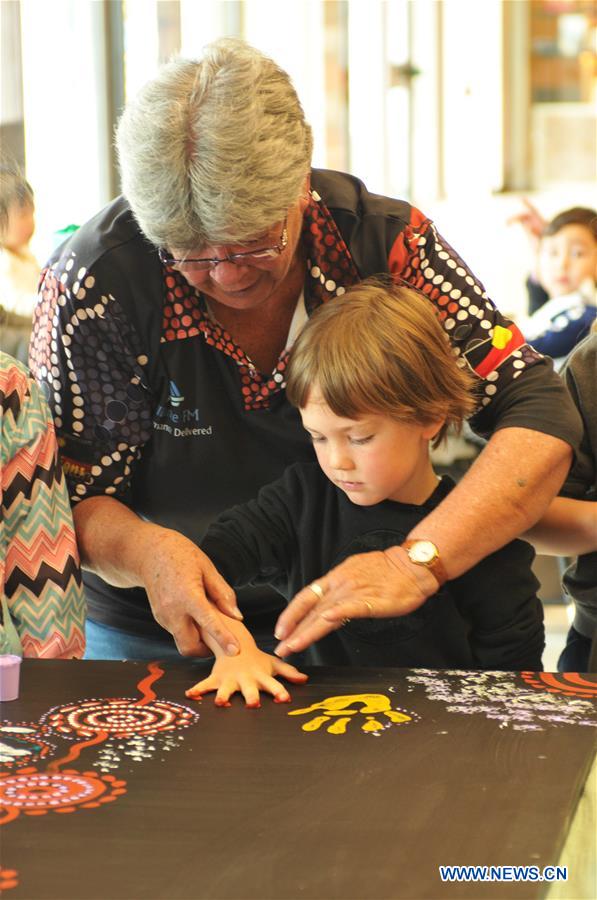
[[0, 158, 40, 363], [510, 202, 596, 364]]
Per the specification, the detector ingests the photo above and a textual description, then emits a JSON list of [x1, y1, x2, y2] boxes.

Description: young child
[[519, 207, 596, 363], [524, 325, 597, 672], [0, 160, 40, 363], [187, 279, 545, 706]]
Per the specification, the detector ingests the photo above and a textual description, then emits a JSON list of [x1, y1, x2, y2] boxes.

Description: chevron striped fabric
[[1, 352, 85, 657]]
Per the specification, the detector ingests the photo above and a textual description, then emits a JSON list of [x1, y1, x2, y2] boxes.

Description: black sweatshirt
[[202, 466, 545, 671]]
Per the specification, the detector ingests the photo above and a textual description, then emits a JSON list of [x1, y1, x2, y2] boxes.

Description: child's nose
[[330, 447, 355, 470]]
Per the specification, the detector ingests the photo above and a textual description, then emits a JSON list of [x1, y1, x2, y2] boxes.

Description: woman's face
[[167, 199, 307, 311]]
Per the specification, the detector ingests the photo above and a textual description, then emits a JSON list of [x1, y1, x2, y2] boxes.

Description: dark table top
[[1, 660, 596, 900]]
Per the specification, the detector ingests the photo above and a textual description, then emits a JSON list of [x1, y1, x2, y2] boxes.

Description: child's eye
[[308, 434, 326, 444], [350, 435, 374, 445]]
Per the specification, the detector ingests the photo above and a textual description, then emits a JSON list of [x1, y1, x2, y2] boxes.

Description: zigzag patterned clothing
[[0, 353, 85, 657], [29, 169, 581, 639]]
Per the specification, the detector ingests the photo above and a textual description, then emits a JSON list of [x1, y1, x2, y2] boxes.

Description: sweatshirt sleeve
[[201, 465, 305, 595]]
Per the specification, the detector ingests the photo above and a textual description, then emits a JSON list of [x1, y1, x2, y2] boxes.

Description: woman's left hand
[[274, 548, 438, 657]]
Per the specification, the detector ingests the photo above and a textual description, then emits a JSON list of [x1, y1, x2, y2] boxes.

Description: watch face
[[410, 541, 436, 564]]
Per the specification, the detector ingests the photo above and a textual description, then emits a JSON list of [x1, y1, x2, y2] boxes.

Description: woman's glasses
[[159, 221, 288, 273]]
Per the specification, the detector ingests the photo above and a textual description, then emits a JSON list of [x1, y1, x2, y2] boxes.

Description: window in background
[[0, 0, 25, 169], [18, 0, 114, 260], [529, 0, 597, 186]]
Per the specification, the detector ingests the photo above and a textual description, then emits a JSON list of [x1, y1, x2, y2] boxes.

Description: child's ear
[[422, 418, 446, 441]]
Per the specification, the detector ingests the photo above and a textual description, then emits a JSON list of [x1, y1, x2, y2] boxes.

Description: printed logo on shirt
[[153, 381, 213, 438], [169, 381, 184, 407]]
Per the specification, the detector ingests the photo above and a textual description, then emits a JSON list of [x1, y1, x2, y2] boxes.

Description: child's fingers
[[273, 660, 309, 684], [238, 677, 262, 709], [185, 674, 218, 698], [214, 680, 237, 707], [255, 674, 291, 703]]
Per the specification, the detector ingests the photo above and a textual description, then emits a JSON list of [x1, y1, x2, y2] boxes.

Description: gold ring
[[363, 599, 374, 617], [309, 582, 325, 601]]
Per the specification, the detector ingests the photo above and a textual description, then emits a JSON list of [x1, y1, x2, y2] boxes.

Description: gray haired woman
[[30, 38, 579, 668]]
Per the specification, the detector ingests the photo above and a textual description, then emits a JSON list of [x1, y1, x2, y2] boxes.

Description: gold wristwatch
[[402, 539, 448, 587]]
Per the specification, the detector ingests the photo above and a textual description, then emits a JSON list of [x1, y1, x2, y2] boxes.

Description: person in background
[[0, 160, 40, 363], [0, 351, 85, 657], [29, 39, 578, 662], [187, 280, 544, 706], [510, 204, 596, 363], [523, 325, 597, 673]]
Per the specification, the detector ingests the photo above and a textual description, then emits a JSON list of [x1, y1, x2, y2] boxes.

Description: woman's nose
[[209, 259, 253, 287]]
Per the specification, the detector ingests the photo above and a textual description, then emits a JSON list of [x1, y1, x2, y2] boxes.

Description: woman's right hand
[[138, 525, 244, 657]]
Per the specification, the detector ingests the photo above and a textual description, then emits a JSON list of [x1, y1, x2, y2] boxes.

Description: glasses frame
[[158, 220, 288, 272]]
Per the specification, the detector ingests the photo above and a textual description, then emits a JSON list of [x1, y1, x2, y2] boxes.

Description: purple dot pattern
[[30, 257, 152, 503]]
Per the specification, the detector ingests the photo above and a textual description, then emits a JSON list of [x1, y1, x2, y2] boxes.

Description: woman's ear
[[299, 174, 311, 211]]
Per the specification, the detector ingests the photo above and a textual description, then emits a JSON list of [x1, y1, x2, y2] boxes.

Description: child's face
[[538, 224, 597, 299], [2, 201, 35, 253], [2, 203, 35, 253], [300, 390, 442, 506]]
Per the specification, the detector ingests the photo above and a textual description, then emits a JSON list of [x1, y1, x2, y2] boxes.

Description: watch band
[[402, 539, 448, 587]]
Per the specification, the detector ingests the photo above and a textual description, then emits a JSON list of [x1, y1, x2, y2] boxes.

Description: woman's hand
[[274, 548, 437, 657], [73, 496, 244, 658], [138, 526, 244, 657], [186, 628, 308, 707]]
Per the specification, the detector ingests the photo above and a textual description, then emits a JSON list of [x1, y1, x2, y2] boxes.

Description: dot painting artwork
[[0, 662, 199, 895], [402, 670, 597, 731], [1, 662, 596, 900]]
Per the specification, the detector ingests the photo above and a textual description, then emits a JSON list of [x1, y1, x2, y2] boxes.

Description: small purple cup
[[0, 655, 22, 702]]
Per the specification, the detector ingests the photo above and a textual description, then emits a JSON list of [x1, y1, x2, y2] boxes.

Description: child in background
[[186, 279, 545, 706], [524, 325, 597, 672], [0, 160, 40, 363], [516, 207, 596, 364]]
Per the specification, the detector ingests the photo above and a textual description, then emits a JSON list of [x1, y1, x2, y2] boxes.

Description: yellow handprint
[[288, 693, 414, 735]]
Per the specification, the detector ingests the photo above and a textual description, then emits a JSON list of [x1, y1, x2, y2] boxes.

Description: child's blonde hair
[[286, 277, 477, 447]]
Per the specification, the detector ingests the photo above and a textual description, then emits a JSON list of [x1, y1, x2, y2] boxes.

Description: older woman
[[30, 39, 579, 661]]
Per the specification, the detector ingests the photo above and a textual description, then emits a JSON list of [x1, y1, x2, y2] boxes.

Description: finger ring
[[341, 618, 351, 626], [309, 582, 325, 600], [362, 599, 374, 616]]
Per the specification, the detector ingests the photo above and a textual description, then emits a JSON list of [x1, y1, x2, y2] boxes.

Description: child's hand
[[185, 644, 308, 708]]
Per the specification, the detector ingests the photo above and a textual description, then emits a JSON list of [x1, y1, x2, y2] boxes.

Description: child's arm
[[451, 539, 545, 672], [185, 613, 307, 707], [522, 496, 597, 557]]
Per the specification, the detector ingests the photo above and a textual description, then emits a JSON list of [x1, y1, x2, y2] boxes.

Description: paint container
[[0, 655, 22, 702]]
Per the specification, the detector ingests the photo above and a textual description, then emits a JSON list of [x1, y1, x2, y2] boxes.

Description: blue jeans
[[84, 619, 188, 661], [84, 618, 280, 663], [557, 625, 593, 673]]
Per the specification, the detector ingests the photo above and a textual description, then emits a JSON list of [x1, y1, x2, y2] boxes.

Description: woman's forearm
[[408, 427, 573, 578], [522, 496, 597, 556], [73, 495, 166, 587]]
